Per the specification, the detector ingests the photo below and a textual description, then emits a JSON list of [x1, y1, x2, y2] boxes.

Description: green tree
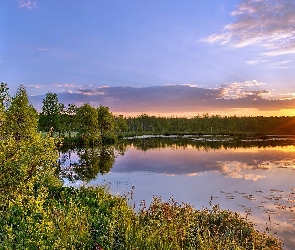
[[58, 102, 66, 136], [0, 85, 64, 248], [0, 106, 5, 138], [97, 105, 115, 142], [115, 115, 128, 134], [76, 103, 99, 143], [0, 83, 8, 137], [39, 92, 60, 133], [65, 103, 77, 137], [5, 85, 38, 141], [0, 133, 60, 201], [0, 82, 10, 108]]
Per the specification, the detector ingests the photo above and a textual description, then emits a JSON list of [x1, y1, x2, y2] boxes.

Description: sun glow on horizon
[[113, 109, 295, 118]]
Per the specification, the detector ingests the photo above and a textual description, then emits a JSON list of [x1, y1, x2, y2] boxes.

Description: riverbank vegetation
[[0, 83, 284, 249]]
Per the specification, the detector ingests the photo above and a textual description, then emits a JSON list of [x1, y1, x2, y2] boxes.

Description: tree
[[97, 105, 115, 142], [76, 103, 99, 143], [0, 86, 62, 247], [0, 121, 64, 249], [5, 85, 38, 141], [0, 83, 8, 138], [65, 103, 77, 137], [0, 82, 10, 108], [0, 133, 60, 202], [0, 105, 5, 138], [115, 115, 128, 134], [39, 92, 60, 133]]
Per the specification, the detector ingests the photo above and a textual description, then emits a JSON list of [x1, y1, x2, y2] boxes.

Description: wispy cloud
[[26, 83, 83, 89], [18, 0, 38, 9], [202, 0, 295, 57], [246, 59, 270, 65], [25, 83, 84, 95], [270, 60, 291, 69], [37, 48, 48, 52], [246, 58, 292, 69]]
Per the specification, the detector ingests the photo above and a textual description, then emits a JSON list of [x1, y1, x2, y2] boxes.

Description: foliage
[[5, 85, 38, 141], [0, 82, 10, 108], [124, 114, 295, 136], [115, 115, 128, 136], [97, 105, 115, 142], [76, 103, 99, 143], [64, 103, 78, 137], [0, 84, 9, 137], [0, 84, 64, 249], [39, 92, 60, 133], [0, 104, 5, 138], [0, 133, 60, 200], [0, 181, 283, 250], [130, 197, 282, 250], [0, 133, 64, 249]]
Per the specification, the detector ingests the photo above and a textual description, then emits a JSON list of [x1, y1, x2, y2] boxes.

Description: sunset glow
[[1, 0, 295, 116]]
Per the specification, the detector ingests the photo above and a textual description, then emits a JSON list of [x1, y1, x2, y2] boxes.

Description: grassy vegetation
[[1, 186, 283, 249]]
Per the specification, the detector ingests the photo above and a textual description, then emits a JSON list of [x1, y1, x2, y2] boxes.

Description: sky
[[1, 0, 295, 117]]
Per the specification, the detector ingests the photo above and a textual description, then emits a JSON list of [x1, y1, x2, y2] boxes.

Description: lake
[[60, 136, 295, 249]]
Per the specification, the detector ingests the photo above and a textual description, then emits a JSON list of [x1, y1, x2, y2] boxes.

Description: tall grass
[[1, 186, 283, 249]]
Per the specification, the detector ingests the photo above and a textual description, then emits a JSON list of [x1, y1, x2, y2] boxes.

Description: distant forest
[[124, 114, 295, 136]]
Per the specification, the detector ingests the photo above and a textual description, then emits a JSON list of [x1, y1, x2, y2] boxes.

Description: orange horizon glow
[[113, 108, 295, 118]]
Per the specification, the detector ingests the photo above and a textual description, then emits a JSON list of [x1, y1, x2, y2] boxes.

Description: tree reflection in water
[[60, 145, 117, 183]]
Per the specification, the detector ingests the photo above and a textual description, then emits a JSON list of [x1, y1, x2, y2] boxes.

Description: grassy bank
[[1, 186, 283, 249]]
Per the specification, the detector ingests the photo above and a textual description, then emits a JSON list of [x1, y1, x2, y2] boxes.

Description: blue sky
[[1, 0, 295, 116]]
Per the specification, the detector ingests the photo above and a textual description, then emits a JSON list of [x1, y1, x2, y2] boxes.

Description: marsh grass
[[1, 186, 283, 249]]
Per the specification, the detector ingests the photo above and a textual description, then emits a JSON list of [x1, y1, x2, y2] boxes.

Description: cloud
[[202, 0, 295, 57], [18, 0, 37, 9], [218, 161, 266, 181], [270, 60, 291, 69], [28, 82, 295, 114], [37, 48, 48, 51], [220, 80, 268, 99], [25, 83, 83, 91], [246, 59, 292, 69], [246, 59, 270, 65]]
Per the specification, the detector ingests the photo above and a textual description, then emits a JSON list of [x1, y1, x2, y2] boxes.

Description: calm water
[[60, 137, 295, 249]]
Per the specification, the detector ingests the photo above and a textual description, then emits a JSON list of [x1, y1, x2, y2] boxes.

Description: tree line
[[38, 92, 127, 144], [124, 114, 295, 135]]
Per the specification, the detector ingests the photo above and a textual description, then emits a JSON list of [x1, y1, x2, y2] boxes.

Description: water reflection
[[60, 137, 295, 249], [60, 137, 295, 182], [60, 145, 116, 182]]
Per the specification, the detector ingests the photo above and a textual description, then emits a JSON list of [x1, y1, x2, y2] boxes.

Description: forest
[[0, 83, 284, 249]]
